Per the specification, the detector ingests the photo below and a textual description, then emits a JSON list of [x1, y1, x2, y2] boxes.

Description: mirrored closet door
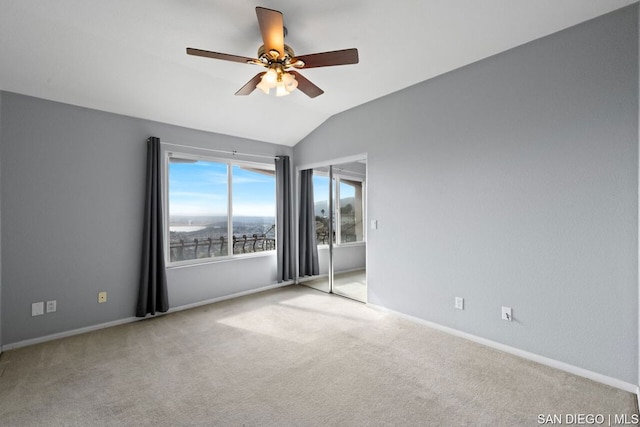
[[298, 158, 367, 302]]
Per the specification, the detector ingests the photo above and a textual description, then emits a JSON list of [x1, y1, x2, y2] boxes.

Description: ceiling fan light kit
[[255, 63, 298, 97], [186, 6, 359, 98]]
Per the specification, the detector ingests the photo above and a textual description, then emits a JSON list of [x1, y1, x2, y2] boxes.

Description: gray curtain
[[299, 169, 319, 276], [136, 137, 169, 317], [275, 156, 294, 282]]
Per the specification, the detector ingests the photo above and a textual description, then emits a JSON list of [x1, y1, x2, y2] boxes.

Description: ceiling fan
[[186, 6, 359, 98]]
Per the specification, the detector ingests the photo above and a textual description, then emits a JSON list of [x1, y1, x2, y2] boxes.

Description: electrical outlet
[[502, 306, 512, 321], [455, 297, 464, 310], [98, 291, 107, 304], [31, 302, 44, 317], [46, 300, 57, 313]]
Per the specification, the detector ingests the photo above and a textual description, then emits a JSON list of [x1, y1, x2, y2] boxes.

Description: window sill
[[317, 241, 365, 250], [167, 250, 277, 269]]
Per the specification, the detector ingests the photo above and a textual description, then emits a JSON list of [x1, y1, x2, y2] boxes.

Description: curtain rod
[[161, 142, 280, 160]]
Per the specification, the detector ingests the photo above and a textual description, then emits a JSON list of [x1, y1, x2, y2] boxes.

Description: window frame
[[335, 174, 366, 246], [312, 170, 366, 249], [163, 150, 277, 267]]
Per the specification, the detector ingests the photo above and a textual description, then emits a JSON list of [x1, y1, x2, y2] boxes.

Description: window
[[338, 178, 364, 244], [312, 174, 331, 245], [230, 164, 277, 255], [167, 154, 276, 264], [312, 171, 364, 246]]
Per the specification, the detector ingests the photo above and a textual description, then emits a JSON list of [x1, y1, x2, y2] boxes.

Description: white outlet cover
[[46, 300, 57, 313], [502, 306, 513, 321], [455, 297, 464, 310], [31, 302, 44, 317]]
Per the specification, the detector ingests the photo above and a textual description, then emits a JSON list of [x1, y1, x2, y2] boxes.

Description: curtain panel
[[136, 136, 169, 317], [298, 169, 319, 276], [275, 156, 294, 282]]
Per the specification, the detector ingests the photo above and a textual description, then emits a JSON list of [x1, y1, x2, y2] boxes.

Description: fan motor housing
[[258, 44, 295, 62]]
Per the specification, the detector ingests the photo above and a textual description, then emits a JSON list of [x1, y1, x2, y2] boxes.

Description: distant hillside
[[170, 215, 274, 226], [314, 197, 355, 217]]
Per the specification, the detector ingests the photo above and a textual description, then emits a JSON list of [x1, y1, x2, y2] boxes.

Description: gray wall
[[333, 245, 365, 274], [315, 245, 366, 276], [0, 92, 292, 345], [294, 6, 639, 383], [0, 92, 2, 351]]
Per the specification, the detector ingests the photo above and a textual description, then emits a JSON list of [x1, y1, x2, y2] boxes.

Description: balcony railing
[[170, 234, 276, 261]]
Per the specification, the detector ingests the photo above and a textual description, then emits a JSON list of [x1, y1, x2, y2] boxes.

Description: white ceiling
[[0, 0, 636, 146]]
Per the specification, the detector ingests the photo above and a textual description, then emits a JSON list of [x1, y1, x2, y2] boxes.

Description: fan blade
[[256, 7, 285, 59], [289, 71, 324, 98], [187, 48, 255, 64], [235, 73, 265, 96], [294, 48, 359, 69], [236, 72, 265, 95]]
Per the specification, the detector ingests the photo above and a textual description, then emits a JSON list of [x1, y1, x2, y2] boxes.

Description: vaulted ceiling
[[1, 0, 636, 146]]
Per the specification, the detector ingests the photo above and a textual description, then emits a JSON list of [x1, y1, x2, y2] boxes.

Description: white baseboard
[[165, 281, 293, 314], [297, 268, 365, 285], [1, 316, 139, 351], [1, 281, 293, 352], [368, 303, 638, 395]]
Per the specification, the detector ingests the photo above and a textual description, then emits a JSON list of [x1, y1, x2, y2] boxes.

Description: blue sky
[[313, 175, 356, 203], [169, 160, 275, 217], [312, 175, 330, 203]]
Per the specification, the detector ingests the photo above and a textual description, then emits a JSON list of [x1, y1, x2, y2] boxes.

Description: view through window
[[339, 179, 364, 243], [313, 173, 364, 246], [168, 156, 276, 263], [313, 175, 331, 245]]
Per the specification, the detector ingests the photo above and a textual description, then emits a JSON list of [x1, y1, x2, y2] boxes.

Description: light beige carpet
[[333, 269, 367, 302], [0, 285, 636, 426]]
